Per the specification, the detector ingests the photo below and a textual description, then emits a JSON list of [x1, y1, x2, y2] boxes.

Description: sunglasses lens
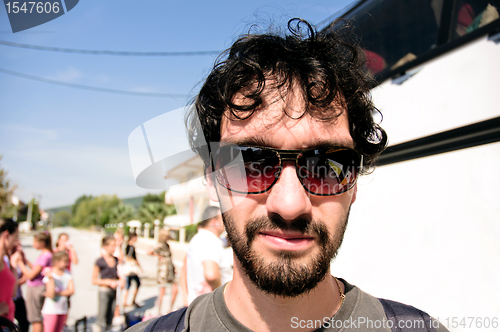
[[215, 146, 279, 193], [298, 149, 361, 195]]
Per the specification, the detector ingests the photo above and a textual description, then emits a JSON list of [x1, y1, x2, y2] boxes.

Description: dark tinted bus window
[[342, 0, 443, 76], [451, 0, 499, 40]]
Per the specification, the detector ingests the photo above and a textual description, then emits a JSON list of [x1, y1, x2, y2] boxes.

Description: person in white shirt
[[185, 206, 232, 304]]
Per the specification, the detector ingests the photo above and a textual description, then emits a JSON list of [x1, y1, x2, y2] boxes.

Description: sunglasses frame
[[211, 145, 363, 196]]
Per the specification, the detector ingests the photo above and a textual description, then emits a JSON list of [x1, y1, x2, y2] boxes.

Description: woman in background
[[92, 235, 121, 332], [17, 232, 52, 332], [0, 218, 19, 324]]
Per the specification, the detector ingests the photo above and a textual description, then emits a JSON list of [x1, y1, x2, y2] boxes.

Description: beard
[[222, 209, 349, 298]]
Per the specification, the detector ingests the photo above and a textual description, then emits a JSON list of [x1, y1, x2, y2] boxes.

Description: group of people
[[0, 218, 147, 332], [1, 210, 230, 332], [1, 218, 78, 332], [92, 228, 181, 332], [92, 230, 145, 332]]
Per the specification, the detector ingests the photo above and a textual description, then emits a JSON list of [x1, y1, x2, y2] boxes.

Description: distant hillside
[[46, 195, 146, 215], [45, 205, 72, 215], [121, 196, 144, 209]]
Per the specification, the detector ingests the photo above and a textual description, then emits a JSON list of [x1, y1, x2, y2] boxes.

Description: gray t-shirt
[[127, 279, 449, 331]]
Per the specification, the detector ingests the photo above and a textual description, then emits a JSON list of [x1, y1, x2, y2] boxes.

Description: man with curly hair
[[128, 18, 448, 332]]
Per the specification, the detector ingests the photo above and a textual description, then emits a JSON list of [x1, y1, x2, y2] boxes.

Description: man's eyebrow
[[219, 137, 355, 150], [220, 137, 268, 147], [313, 138, 355, 150]]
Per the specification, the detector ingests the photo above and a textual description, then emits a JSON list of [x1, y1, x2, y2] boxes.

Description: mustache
[[245, 213, 328, 244]]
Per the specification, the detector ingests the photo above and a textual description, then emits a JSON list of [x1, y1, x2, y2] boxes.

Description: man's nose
[[265, 162, 312, 220]]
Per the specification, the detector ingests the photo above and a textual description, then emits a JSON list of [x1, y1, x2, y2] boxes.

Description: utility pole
[[26, 198, 33, 230]]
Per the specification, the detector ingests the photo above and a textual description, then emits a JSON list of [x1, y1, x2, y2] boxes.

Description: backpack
[[379, 298, 437, 332], [144, 307, 187, 332], [145, 299, 436, 332]]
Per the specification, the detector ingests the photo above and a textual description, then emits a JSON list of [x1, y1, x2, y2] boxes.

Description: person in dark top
[[123, 232, 142, 309], [92, 235, 122, 332]]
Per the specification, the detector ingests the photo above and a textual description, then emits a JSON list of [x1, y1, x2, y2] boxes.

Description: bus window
[[342, 0, 443, 76], [451, 0, 499, 40]]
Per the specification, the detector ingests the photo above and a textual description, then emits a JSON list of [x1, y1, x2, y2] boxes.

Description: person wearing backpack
[[126, 18, 449, 332]]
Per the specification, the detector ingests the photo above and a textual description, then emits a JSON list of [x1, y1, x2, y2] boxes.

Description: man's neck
[[224, 263, 344, 332]]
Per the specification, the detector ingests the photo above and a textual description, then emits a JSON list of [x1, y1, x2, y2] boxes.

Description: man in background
[[185, 206, 231, 304]]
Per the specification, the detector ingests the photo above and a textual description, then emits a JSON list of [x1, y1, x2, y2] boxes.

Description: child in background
[[41, 251, 74, 332], [54, 233, 78, 271], [17, 232, 52, 332]]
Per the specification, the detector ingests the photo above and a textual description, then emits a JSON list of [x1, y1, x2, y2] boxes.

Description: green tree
[[70, 195, 121, 228], [138, 202, 175, 224], [17, 198, 40, 229], [159, 191, 166, 203], [110, 204, 136, 224], [141, 193, 163, 205], [30, 199, 40, 229], [184, 223, 199, 242], [52, 210, 71, 227], [0, 156, 17, 218], [71, 194, 93, 216]]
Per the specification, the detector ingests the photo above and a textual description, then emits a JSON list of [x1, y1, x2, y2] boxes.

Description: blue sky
[[0, 0, 356, 209]]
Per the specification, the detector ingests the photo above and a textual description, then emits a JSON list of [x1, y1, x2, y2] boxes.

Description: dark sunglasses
[[211, 144, 363, 196]]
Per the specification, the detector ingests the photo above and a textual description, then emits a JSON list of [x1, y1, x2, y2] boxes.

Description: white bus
[[322, 1, 500, 330]]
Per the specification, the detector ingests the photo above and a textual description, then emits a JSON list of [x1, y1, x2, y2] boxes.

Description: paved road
[[20, 227, 184, 331]]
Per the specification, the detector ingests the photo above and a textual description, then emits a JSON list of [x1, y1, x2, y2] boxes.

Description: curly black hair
[[186, 18, 387, 173]]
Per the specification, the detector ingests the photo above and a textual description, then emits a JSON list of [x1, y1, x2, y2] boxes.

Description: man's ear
[[205, 169, 219, 203], [350, 184, 357, 204]]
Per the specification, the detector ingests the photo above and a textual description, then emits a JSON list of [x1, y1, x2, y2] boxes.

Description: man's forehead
[[220, 80, 352, 148], [220, 102, 353, 149]]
